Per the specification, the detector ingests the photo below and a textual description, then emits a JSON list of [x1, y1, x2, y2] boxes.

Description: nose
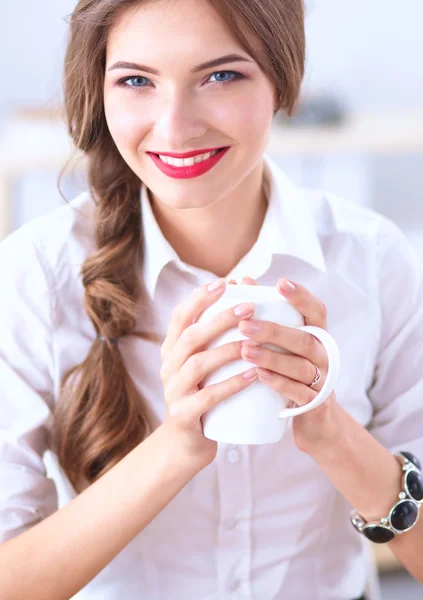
[[152, 89, 207, 149]]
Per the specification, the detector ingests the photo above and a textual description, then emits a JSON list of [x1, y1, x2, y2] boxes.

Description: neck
[[148, 161, 268, 278]]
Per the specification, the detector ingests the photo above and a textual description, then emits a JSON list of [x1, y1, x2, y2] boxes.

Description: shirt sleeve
[[0, 224, 58, 542], [367, 217, 423, 463]]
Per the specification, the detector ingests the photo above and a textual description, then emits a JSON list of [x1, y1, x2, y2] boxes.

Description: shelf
[[269, 110, 423, 156]]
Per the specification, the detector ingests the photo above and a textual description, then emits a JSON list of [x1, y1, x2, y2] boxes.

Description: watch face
[[363, 525, 395, 544]]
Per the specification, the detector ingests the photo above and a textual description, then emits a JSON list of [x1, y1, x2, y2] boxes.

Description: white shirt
[[1, 153, 423, 600]]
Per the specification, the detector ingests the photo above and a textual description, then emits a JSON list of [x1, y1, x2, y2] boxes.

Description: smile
[[147, 147, 230, 179]]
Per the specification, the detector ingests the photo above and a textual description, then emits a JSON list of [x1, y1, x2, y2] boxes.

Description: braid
[[54, 143, 159, 492]]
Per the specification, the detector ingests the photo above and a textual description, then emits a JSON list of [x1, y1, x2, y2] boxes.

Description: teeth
[[158, 149, 219, 167]]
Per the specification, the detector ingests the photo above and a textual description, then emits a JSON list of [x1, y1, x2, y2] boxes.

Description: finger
[[161, 300, 255, 383], [162, 278, 226, 361], [167, 368, 258, 425], [242, 275, 258, 285], [256, 368, 317, 407], [277, 279, 327, 328], [227, 279, 237, 285], [165, 340, 242, 398], [240, 341, 322, 386], [238, 319, 327, 367]]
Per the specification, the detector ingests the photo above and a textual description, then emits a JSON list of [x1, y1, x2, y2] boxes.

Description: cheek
[[213, 87, 274, 143], [105, 97, 148, 151]]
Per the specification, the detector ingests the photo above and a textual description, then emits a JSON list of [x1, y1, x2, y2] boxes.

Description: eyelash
[[116, 70, 245, 91]]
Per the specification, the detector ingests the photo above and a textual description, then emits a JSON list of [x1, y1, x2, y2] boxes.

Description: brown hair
[[54, 0, 305, 493]]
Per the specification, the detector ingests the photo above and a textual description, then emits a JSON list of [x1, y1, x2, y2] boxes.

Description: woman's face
[[104, 0, 277, 210]]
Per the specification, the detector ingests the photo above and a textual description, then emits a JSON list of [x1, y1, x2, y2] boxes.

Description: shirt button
[[223, 517, 237, 530], [227, 448, 241, 463]]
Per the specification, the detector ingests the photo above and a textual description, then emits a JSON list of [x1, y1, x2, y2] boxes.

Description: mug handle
[[278, 325, 340, 419]]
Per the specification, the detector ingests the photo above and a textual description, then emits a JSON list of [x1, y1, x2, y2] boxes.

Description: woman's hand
[[238, 277, 340, 454], [160, 278, 258, 470]]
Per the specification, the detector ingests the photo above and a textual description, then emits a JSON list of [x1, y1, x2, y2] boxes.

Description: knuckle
[[268, 350, 280, 371], [170, 305, 183, 323], [318, 300, 327, 320], [199, 388, 214, 410], [167, 400, 181, 418], [181, 325, 197, 349], [300, 331, 316, 353], [163, 386, 173, 406], [159, 363, 167, 382], [221, 341, 240, 361], [192, 285, 209, 307], [186, 353, 203, 375], [215, 309, 230, 330], [269, 323, 279, 340], [197, 284, 208, 296], [299, 360, 313, 382], [230, 340, 243, 358]]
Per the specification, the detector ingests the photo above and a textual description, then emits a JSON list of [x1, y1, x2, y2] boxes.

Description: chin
[[146, 178, 223, 209]]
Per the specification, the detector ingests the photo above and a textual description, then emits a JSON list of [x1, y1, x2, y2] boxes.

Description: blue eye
[[117, 70, 243, 90], [118, 75, 149, 88], [207, 70, 243, 84]]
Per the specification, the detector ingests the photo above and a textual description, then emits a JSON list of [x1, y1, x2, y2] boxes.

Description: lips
[[148, 147, 227, 159], [148, 146, 230, 179]]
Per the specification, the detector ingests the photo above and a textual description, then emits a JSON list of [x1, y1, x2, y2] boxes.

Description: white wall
[[304, 0, 423, 111], [0, 0, 74, 121]]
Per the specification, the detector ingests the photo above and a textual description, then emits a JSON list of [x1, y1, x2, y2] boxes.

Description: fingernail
[[239, 320, 260, 334], [207, 278, 226, 292], [278, 280, 296, 293], [242, 342, 261, 359], [257, 368, 274, 379], [234, 302, 254, 318], [242, 367, 257, 380]]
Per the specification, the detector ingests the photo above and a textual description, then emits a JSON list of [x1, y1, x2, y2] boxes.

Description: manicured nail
[[239, 320, 260, 335], [257, 368, 274, 379], [242, 367, 257, 380], [208, 278, 226, 292], [242, 342, 261, 359], [234, 302, 254, 318], [278, 280, 296, 293]]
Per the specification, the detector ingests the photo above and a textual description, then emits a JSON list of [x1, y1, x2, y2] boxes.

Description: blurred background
[[0, 1, 422, 598]]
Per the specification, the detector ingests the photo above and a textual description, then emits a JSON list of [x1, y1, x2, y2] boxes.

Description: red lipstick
[[150, 147, 223, 159], [147, 147, 230, 179]]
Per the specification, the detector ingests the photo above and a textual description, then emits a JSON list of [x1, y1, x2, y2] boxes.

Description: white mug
[[198, 284, 340, 445]]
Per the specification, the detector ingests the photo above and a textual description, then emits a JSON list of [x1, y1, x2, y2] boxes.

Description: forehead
[[106, 0, 241, 58]]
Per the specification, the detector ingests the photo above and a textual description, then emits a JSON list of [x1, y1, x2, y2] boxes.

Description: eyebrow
[[107, 53, 253, 75]]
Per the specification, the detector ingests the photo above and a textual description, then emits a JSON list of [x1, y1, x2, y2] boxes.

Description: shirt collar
[[260, 153, 326, 274], [141, 152, 326, 299], [141, 183, 181, 299]]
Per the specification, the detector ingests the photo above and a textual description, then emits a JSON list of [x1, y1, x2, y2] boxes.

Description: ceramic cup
[[197, 284, 340, 445]]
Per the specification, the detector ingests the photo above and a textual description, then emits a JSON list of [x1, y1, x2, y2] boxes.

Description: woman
[[0, 0, 422, 598]]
